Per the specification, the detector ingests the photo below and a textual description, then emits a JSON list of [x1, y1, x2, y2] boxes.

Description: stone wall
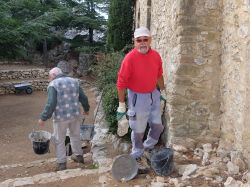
[[220, 0, 250, 161], [135, 0, 222, 146], [0, 68, 49, 94], [0, 69, 48, 80], [0, 80, 49, 94], [0, 68, 89, 95]]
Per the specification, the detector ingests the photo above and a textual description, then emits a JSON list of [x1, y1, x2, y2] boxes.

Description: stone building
[[135, 0, 250, 163]]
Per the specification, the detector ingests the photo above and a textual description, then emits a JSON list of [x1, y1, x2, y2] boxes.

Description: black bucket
[[32, 140, 50, 155], [150, 147, 174, 176], [29, 130, 51, 155]]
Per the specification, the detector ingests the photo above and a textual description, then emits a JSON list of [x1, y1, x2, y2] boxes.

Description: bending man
[[38, 67, 90, 171]]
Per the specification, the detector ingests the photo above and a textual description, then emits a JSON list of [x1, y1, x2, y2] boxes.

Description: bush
[[102, 84, 119, 134], [94, 52, 123, 90], [121, 44, 133, 54], [94, 52, 131, 140], [102, 84, 131, 140]]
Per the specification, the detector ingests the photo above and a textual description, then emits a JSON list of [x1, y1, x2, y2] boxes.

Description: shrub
[[94, 52, 131, 140], [102, 84, 131, 140], [94, 52, 123, 90], [102, 84, 119, 134]]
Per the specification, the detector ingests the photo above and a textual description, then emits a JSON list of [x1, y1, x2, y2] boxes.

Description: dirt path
[[0, 87, 97, 178], [0, 88, 95, 165], [0, 87, 158, 187]]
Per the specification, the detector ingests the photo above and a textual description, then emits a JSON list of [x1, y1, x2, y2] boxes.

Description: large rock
[[78, 53, 95, 76]]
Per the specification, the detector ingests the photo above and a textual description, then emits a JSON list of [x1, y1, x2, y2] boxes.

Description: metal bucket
[[151, 147, 174, 176], [80, 124, 95, 141], [111, 154, 138, 182], [29, 130, 51, 155]]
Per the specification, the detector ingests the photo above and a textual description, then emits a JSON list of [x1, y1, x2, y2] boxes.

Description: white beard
[[138, 46, 149, 54]]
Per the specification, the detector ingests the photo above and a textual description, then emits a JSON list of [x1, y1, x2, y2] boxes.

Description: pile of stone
[[157, 140, 249, 187]]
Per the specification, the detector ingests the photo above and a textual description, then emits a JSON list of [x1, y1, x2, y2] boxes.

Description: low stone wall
[[0, 69, 49, 80], [0, 80, 90, 95], [0, 80, 49, 95]]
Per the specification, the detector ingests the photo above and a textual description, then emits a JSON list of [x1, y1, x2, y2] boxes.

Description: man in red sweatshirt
[[116, 27, 166, 161]]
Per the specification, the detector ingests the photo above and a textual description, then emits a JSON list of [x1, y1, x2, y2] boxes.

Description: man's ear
[[149, 37, 152, 43]]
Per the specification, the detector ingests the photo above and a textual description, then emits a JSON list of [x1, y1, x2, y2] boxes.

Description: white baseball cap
[[134, 27, 151, 38]]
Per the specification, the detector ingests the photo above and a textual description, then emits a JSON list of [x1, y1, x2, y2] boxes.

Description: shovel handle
[[161, 99, 167, 114]]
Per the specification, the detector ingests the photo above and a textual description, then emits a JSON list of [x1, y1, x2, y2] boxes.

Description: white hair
[[49, 67, 63, 80]]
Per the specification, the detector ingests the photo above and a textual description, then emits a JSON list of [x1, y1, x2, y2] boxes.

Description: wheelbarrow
[[14, 82, 32, 94]]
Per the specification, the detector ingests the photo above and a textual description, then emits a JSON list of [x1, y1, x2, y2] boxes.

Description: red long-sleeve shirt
[[117, 48, 163, 93]]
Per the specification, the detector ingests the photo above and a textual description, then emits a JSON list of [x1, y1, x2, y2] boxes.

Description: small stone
[[13, 177, 34, 186], [98, 175, 108, 184], [25, 164, 34, 168], [156, 176, 165, 183], [169, 178, 179, 185], [227, 161, 239, 175], [215, 176, 223, 183], [223, 157, 230, 163], [194, 148, 203, 157], [173, 144, 188, 153], [150, 182, 165, 187], [203, 143, 212, 153], [146, 175, 151, 180], [81, 141, 87, 148]]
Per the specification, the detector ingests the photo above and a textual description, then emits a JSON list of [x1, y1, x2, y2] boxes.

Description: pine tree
[[107, 0, 134, 51], [0, 0, 108, 60]]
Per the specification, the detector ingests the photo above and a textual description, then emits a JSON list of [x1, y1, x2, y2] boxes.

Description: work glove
[[116, 102, 126, 121], [117, 115, 129, 136], [116, 102, 129, 136], [160, 90, 167, 101]]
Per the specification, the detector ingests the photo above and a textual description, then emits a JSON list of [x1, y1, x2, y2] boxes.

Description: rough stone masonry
[[135, 0, 250, 163]]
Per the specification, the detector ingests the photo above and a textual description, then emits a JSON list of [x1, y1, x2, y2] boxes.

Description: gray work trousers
[[52, 117, 83, 163], [127, 89, 164, 159]]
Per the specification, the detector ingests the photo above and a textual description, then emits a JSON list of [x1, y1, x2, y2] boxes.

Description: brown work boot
[[56, 162, 67, 171], [71, 154, 84, 163]]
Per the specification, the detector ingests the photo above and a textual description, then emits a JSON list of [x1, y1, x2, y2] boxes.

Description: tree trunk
[[43, 39, 48, 67], [88, 0, 94, 43], [89, 28, 93, 43]]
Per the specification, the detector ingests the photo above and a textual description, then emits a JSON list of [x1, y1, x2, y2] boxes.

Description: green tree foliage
[[64, 0, 108, 42], [0, 0, 62, 58], [94, 52, 123, 90], [0, 0, 108, 60], [101, 1, 134, 139], [102, 84, 119, 134], [93, 53, 123, 129], [67, 0, 109, 53], [107, 0, 134, 51]]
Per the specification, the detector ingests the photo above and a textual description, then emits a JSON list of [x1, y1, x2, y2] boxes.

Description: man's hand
[[160, 90, 167, 101], [38, 119, 45, 127], [116, 102, 126, 121], [83, 111, 89, 115]]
